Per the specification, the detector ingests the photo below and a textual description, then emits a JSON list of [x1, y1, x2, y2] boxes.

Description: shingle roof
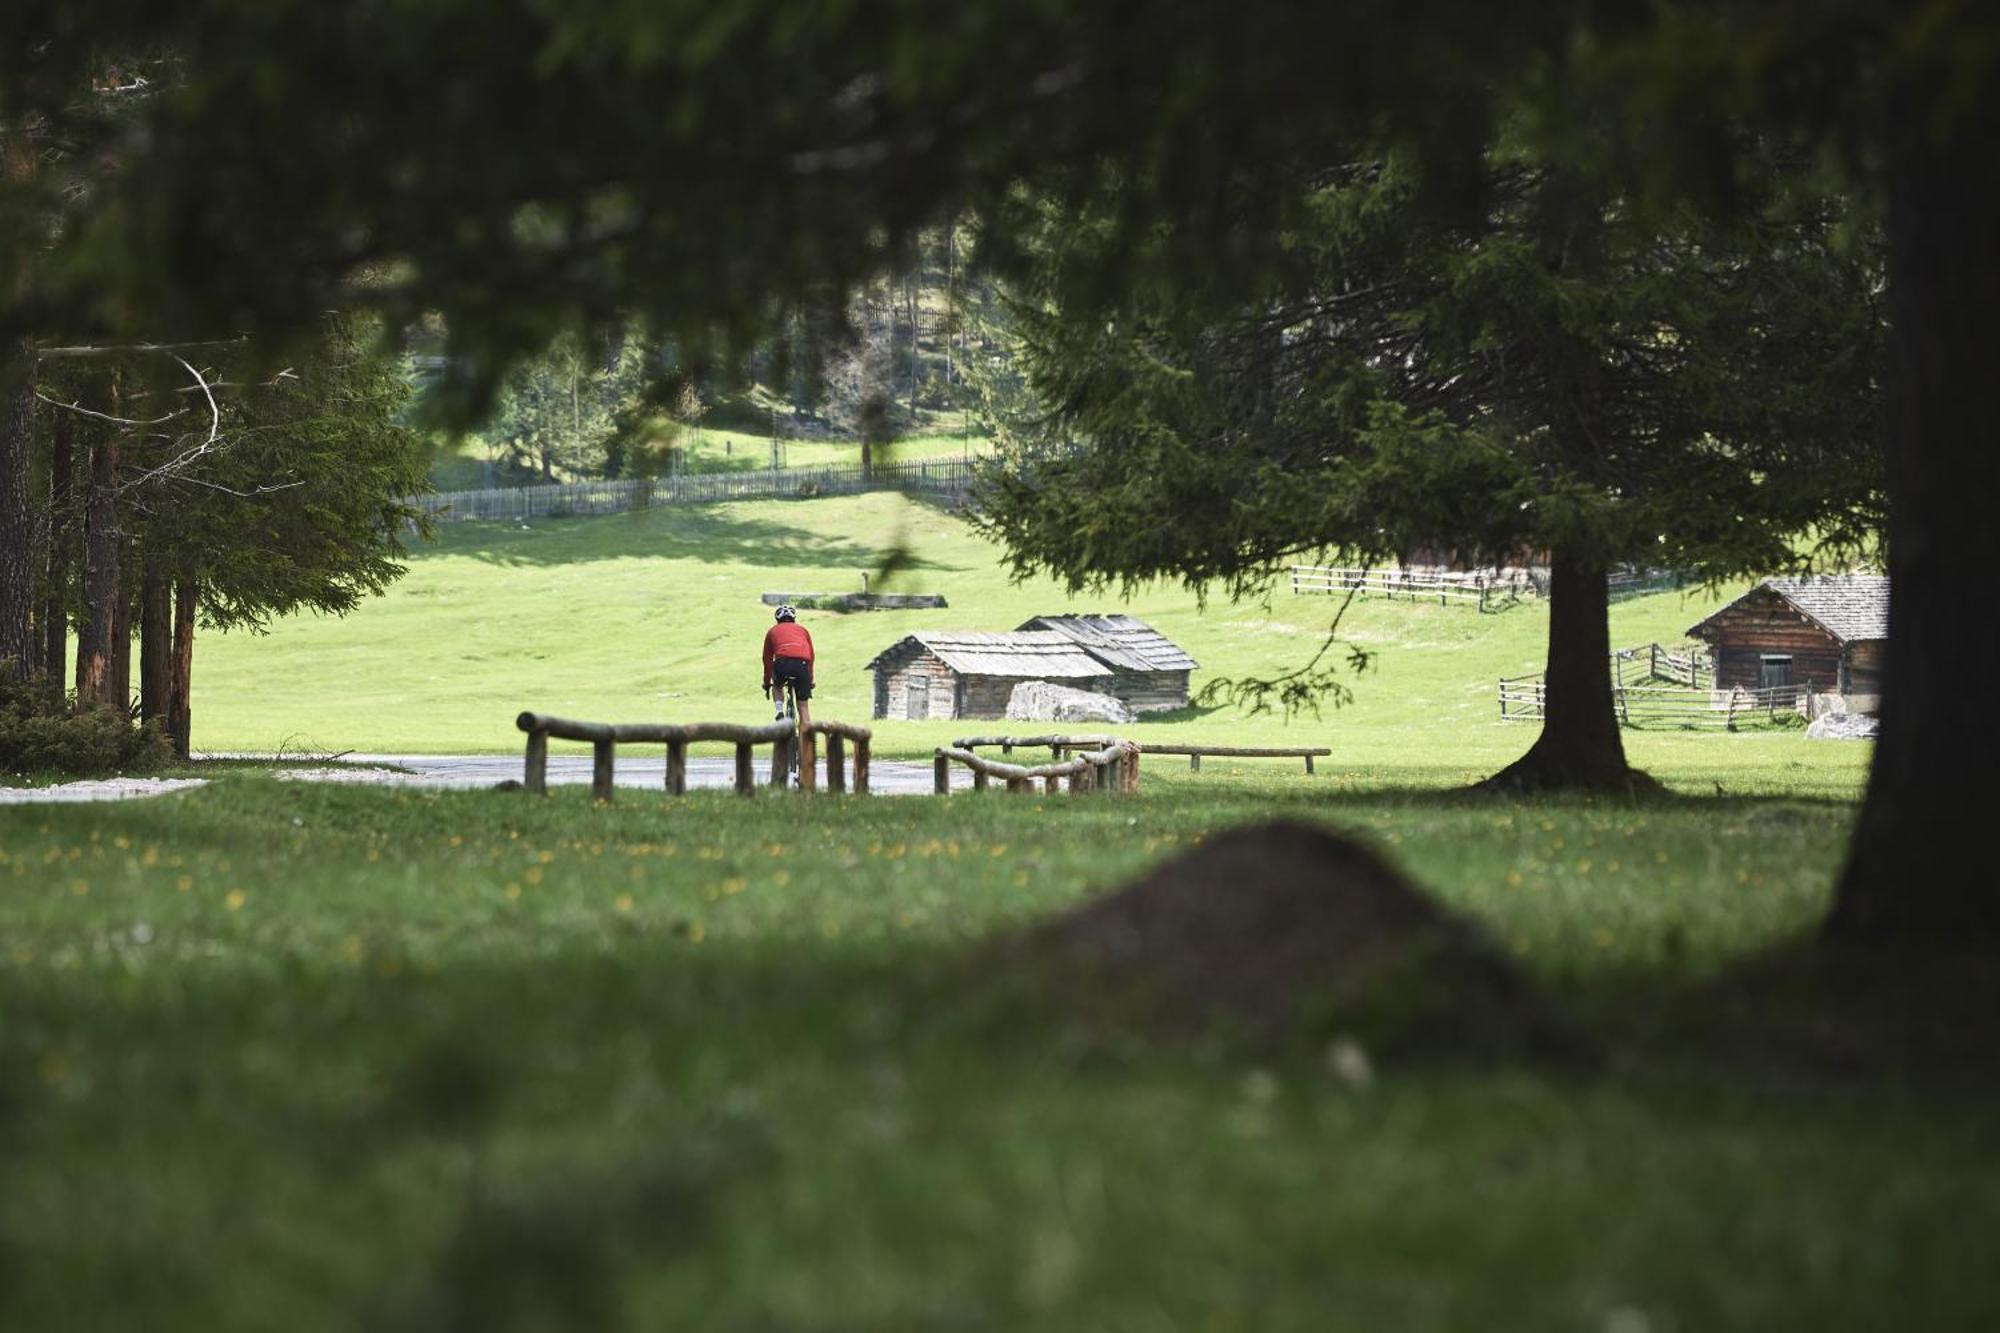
[[1015, 614, 1200, 672], [1688, 573, 1889, 644], [864, 631, 1112, 679]]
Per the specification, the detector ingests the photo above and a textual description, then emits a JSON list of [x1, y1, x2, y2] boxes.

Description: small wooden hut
[[1686, 574, 1887, 712], [866, 632, 1113, 721], [1014, 615, 1198, 713]]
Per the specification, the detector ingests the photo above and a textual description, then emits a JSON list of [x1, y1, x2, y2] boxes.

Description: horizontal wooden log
[[952, 733, 1117, 751], [804, 720, 874, 743], [1139, 744, 1331, 759], [934, 744, 1126, 782], [518, 712, 797, 746]]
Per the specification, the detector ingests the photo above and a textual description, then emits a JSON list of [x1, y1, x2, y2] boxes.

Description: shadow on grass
[[428, 503, 971, 574]]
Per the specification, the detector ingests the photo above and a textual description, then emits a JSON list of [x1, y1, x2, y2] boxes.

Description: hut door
[[905, 677, 931, 720], [1758, 655, 1793, 691]]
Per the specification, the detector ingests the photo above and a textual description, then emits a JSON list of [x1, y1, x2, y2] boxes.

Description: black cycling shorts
[[771, 656, 814, 701]]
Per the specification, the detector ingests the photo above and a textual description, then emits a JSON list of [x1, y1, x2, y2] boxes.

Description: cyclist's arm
[[762, 628, 776, 689]]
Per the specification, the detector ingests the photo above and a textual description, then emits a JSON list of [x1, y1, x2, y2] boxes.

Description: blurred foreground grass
[[3, 775, 1993, 1331]]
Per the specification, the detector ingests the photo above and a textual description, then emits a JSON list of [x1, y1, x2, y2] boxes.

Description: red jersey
[[763, 622, 815, 686]]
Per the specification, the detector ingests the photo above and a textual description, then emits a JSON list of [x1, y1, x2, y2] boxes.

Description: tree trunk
[[41, 405, 73, 683], [140, 562, 171, 724], [1826, 88, 2000, 940], [1478, 546, 1651, 793], [167, 578, 196, 759], [944, 226, 955, 385], [74, 430, 121, 706], [0, 340, 33, 677], [109, 561, 133, 714], [907, 271, 920, 419]]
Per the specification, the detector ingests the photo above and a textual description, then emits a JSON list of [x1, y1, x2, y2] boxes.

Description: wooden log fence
[[417, 459, 974, 524], [1291, 563, 1682, 606], [1497, 681, 1805, 730], [515, 711, 871, 800], [933, 739, 1141, 796], [950, 734, 1331, 774]]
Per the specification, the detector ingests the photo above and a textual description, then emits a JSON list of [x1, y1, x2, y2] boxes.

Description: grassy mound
[[1008, 819, 1593, 1064]]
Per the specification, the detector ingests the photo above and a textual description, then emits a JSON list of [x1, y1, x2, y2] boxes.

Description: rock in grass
[[1006, 680, 1135, 724], [1008, 820, 1594, 1068]]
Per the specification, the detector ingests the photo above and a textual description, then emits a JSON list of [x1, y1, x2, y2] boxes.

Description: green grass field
[[189, 491, 1871, 803], [14, 492, 1974, 1332], [6, 774, 1995, 1332]]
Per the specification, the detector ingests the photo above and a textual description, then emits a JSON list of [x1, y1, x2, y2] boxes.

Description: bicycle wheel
[[785, 688, 802, 785]]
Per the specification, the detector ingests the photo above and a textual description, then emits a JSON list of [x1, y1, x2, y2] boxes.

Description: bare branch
[[174, 354, 223, 446], [33, 391, 187, 428], [36, 337, 248, 361]]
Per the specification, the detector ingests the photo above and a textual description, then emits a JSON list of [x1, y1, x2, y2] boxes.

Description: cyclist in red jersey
[[762, 603, 815, 730]]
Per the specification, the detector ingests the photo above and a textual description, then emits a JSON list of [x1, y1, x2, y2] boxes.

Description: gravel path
[[3, 752, 976, 805], [0, 778, 210, 806]]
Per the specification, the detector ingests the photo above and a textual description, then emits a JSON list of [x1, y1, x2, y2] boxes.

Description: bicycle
[[771, 678, 803, 787]]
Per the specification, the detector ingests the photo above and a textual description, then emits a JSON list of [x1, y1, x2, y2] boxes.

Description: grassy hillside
[[191, 492, 1871, 794]]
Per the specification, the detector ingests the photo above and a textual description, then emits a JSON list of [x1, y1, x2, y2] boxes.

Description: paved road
[[282, 752, 976, 795], [2, 752, 990, 805]]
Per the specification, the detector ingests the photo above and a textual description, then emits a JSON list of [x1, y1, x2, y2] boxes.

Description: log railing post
[[666, 740, 686, 795], [1067, 767, 1087, 795], [1189, 752, 1201, 772], [525, 729, 548, 795], [592, 740, 615, 802], [799, 731, 817, 793], [1304, 754, 1315, 774], [736, 743, 756, 794], [972, 768, 989, 792], [1043, 776, 1060, 794], [855, 737, 871, 795], [769, 735, 789, 788], [934, 752, 950, 795], [826, 734, 846, 793]]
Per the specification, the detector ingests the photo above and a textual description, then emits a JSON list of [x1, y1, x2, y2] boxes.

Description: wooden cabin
[[866, 632, 1114, 721], [1014, 615, 1198, 713], [1686, 575, 1887, 713]]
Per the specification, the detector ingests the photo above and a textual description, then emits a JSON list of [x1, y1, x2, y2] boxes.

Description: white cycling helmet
[[774, 603, 797, 622]]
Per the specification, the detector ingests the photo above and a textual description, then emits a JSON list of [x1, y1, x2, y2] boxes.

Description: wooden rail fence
[[1289, 565, 1534, 609], [419, 459, 974, 523], [1497, 644, 1806, 732], [1292, 564, 1685, 606], [515, 711, 872, 799], [933, 738, 1141, 795], [952, 734, 1332, 774]]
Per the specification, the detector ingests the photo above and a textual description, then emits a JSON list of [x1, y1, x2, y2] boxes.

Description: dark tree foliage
[[0, 0, 1994, 935], [975, 143, 1885, 791]]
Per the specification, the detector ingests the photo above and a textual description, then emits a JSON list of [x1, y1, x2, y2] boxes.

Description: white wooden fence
[[414, 459, 975, 523]]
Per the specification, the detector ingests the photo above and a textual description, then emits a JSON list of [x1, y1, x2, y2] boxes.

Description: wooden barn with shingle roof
[[865, 616, 1198, 720], [1015, 614, 1199, 713], [1687, 574, 1889, 712], [866, 631, 1114, 720]]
